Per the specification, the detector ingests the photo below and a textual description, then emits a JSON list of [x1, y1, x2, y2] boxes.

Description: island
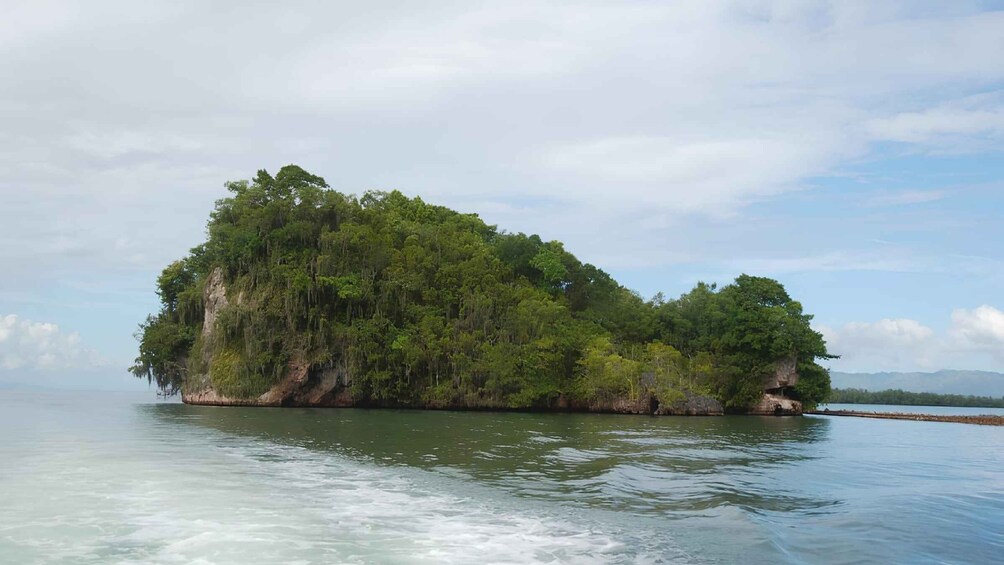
[[132, 165, 834, 416]]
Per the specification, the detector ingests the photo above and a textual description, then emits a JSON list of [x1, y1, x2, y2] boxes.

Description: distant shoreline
[[827, 388, 1004, 409], [808, 409, 1004, 426]]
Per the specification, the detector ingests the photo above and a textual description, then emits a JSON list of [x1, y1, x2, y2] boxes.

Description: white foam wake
[[110, 438, 678, 564]]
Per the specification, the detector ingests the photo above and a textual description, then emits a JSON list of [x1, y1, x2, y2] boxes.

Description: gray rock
[[747, 393, 802, 415]]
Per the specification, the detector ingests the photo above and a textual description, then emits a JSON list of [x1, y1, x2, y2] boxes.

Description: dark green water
[[1, 390, 1001, 563]]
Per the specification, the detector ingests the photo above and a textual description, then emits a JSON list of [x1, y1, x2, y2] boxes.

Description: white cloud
[[2, 1, 1002, 287], [64, 130, 213, 160], [950, 305, 1004, 353], [730, 251, 921, 274], [869, 107, 1004, 143], [0, 0, 1002, 376], [723, 247, 1004, 280], [867, 94, 1004, 149], [0, 314, 105, 372], [819, 305, 1004, 372], [819, 318, 939, 371], [836, 318, 934, 345], [539, 134, 846, 215]]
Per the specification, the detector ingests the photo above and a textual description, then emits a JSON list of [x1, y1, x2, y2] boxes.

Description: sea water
[[0, 390, 1001, 564]]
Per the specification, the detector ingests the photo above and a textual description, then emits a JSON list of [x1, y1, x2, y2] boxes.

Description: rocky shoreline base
[[807, 409, 1004, 426]]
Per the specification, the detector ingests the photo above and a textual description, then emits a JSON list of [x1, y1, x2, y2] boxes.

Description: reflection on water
[[142, 405, 836, 516]]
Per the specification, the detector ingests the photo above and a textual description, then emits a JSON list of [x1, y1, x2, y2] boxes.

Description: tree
[[133, 165, 834, 412]]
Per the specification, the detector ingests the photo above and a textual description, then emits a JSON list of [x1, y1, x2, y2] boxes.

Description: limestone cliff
[[182, 270, 352, 407], [745, 357, 803, 415], [763, 356, 798, 392], [747, 393, 802, 416]]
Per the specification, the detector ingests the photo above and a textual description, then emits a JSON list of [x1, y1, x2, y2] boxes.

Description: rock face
[[738, 356, 804, 415], [748, 393, 803, 416], [180, 267, 380, 407], [182, 361, 357, 407], [763, 355, 798, 392], [201, 267, 229, 338]]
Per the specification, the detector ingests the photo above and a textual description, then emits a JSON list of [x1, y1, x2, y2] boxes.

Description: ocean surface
[[1, 390, 1001, 564]]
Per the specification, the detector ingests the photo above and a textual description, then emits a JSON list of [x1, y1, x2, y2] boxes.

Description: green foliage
[[529, 244, 569, 288], [132, 165, 834, 411], [207, 343, 281, 399], [130, 315, 194, 395], [643, 341, 689, 404], [655, 275, 833, 411], [791, 362, 832, 410], [575, 337, 641, 402], [156, 260, 196, 310], [827, 388, 1004, 408]]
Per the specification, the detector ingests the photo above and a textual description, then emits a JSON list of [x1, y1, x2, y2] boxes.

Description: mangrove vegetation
[[827, 388, 1004, 408]]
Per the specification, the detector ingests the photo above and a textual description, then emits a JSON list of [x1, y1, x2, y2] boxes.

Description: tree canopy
[[828, 388, 1004, 408], [132, 165, 834, 410]]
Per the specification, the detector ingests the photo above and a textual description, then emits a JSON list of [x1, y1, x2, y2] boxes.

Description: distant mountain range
[[830, 370, 1004, 397]]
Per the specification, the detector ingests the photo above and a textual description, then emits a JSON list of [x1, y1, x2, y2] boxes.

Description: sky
[[1, 0, 1003, 391]]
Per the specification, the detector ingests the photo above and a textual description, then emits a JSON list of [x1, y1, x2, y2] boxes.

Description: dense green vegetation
[[132, 165, 833, 410], [828, 388, 1004, 408]]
